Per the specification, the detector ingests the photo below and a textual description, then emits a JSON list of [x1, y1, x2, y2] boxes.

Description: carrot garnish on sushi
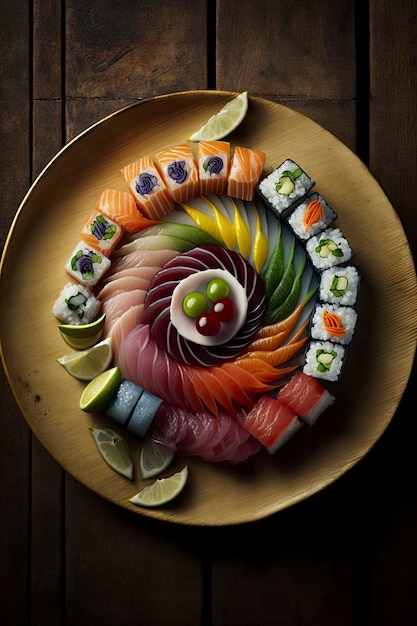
[[198, 140, 230, 195], [155, 144, 200, 203], [303, 198, 324, 232], [227, 146, 266, 201], [96, 189, 161, 233], [120, 154, 174, 219], [322, 309, 347, 337]]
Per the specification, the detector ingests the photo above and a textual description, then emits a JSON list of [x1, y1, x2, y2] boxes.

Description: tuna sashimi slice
[[277, 371, 335, 425], [241, 395, 303, 453]]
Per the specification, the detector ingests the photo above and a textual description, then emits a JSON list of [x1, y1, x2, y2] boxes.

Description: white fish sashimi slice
[[104, 266, 161, 282], [113, 234, 187, 256], [102, 289, 147, 333], [106, 249, 180, 275], [97, 275, 153, 300], [108, 304, 144, 351]]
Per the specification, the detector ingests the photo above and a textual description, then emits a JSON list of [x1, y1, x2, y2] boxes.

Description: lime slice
[[57, 337, 113, 381], [80, 366, 121, 412], [129, 466, 188, 507], [58, 313, 106, 350], [89, 427, 133, 479], [139, 435, 175, 479], [188, 92, 248, 141]]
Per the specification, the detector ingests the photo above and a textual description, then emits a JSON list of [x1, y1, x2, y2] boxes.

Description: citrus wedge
[[57, 337, 113, 381], [139, 435, 175, 479], [58, 313, 106, 350], [80, 366, 121, 412], [129, 466, 188, 507], [89, 427, 133, 479], [188, 92, 248, 141]]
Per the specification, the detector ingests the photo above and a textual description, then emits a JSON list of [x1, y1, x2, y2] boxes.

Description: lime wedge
[[188, 92, 248, 141], [58, 313, 106, 350], [80, 366, 121, 412], [129, 466, 188, 507], [57, 337, 113, 381], [89, 427, 133, 479], [139, 435, 175, 479]]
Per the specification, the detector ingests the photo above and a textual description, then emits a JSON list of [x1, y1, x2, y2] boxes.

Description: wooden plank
[[65, 0, 208, 99], [65, 477, 203, 626], [368, 2, 417, 624], [0, 0, 32, 623], [216, 0, 356, 149]]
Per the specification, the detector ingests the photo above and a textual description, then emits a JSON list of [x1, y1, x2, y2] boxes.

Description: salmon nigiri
[[227, 146, 266, 201], [198, 140, 230, 195], [155, 144, 200, 203], [96, 188, 160, 233], [120, 154, 174, 219]]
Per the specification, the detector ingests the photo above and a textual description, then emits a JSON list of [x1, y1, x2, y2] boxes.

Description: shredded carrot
[[237, 336, 308, 367], [303, 199, 323, 232], [322, 309, 346, 336]]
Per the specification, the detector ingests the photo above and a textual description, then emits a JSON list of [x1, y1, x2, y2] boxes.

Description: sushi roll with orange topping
[[198, 140, 230, 195], [121, 154, 174, 219], [227, 146, 266, 201], [155, 144, 200, 202], [96, 188, 160, 233], [80, 209, 124, 256]]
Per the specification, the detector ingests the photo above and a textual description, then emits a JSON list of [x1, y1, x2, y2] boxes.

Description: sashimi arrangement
[[52, 139, 360, 495]]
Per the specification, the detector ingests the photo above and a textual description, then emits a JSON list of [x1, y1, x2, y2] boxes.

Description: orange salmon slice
[[227, 146, 266, 201], [197, 140, 230, 195], [120, 154, 174, 220], [96, 188, 161, 233], [155, 144, 200, 202]]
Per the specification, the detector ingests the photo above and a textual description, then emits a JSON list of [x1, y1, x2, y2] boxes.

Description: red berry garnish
[[195, 312, 221, 336], [212, 297, 236, 322]]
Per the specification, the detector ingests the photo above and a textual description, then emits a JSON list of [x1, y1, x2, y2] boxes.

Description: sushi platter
[[1, 90, 416, 525]]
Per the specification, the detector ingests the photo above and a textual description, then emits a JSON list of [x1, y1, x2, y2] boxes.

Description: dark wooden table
[[1, 1, 416, 624]]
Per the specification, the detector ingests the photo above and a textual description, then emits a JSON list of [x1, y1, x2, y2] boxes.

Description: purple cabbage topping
[[203, 156, 223, 176], [71, 249, 102, 281], [90, 214, 117, 241], [167, 160, 187, 185], [135, 172, 158, 196]]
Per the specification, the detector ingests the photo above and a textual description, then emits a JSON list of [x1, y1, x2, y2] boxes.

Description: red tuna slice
[[151, 405, 189, 448], [277, 371, 335, 425], [242, 395, 303, 453], [140, 294, 173, 326], [203, 417, 261, 463]]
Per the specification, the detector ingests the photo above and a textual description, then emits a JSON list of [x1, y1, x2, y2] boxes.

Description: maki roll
[[80, 209, 124, 257], [286, 193, 337, 241], [319, 265, 361, 306], [52, 282, 101, 325], [303, 340, 346, 382], [310, 303, 358, 345], [65, 241, 111, 286], [258, 158, 315, 217], [198, 140, 230, 195], [121, 154, 175, 219], [155, 144, 200, 203], [306, 227, 353, 271]]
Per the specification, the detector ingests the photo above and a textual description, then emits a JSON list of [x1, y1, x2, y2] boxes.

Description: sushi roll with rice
[[80, 209, 124, 257], [303, 340, 346, 382], [286, 193, 337, 240], [65, 241, 111, 286], [310, 303, 358, 345], [52, 282, 101, 325], [306, 227, 353, 271], [258, 158, 315, 217], [319, 265, 361, 306]]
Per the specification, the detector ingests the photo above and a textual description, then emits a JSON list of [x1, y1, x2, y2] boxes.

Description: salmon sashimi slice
[[155, 144, 200, 202], [198, 141, 230, 195], [277, 371, 335, 425], [96, 188, 160, 233], [120, 154, 174, 219], [80, 209, 124, 256], [241, 394, 303, 453], [227, 146, 266, 201]]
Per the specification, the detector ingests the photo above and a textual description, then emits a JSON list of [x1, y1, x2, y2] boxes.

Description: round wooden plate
[[1, 91, 416, 525]]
